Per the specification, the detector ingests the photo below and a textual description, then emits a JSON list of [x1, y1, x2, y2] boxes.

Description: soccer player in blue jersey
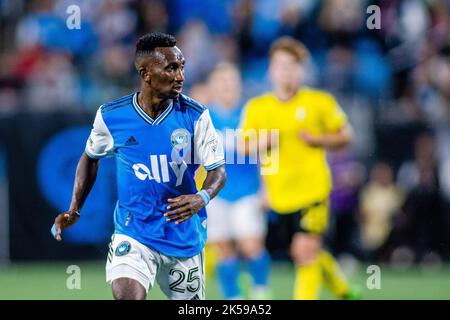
[[52, 32, 226, 300], [206, 63, 271, 299]]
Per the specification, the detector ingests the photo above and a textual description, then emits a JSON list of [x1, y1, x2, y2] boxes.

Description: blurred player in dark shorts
[[240, 36, 360, 300]]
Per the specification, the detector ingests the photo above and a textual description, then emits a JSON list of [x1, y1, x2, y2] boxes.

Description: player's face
[[269, 50, 304, 91], [209, 66, 242, 108], [148, 46, 185, 99]]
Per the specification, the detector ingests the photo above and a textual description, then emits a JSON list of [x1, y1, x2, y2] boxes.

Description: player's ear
[[139, 67, 150, 82]]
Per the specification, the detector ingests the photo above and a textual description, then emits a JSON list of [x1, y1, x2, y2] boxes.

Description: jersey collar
[[132, 92, 173, 126]]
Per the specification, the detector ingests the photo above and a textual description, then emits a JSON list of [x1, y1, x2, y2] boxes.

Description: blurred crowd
[[0, 0, 449, 265]]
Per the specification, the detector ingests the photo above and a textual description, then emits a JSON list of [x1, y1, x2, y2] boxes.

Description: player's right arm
[[53, 108, 114, 241], [237, 99, 274, 156], [53, 154, 98, 240]]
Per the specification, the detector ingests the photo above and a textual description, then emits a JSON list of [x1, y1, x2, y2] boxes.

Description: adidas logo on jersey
[[125, 136, 139, 146]]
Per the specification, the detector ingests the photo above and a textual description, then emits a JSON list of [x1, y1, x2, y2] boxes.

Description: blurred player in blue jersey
[[206, 63, 271, 299], [52, 32, 226, 300]]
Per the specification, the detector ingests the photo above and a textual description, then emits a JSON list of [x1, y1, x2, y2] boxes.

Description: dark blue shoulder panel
[[100, 93, 134, 114]]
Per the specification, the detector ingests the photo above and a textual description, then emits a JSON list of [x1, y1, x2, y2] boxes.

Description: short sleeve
[[85, 108, 115, 159], [320, 94, 348, 132], [239, 100, 260, 132], [194, 109, 225, 171], [238, 100, 262, 148]]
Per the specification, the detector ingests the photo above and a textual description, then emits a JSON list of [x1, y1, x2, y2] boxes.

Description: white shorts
[[106, 234, 205, 300], [207, 194, 266, 242]]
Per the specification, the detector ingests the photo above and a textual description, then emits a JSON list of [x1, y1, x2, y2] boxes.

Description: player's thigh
[[157, 250, 206, 300], [231, 195, 267, 243], [112, 277, 146, 300], [291, 232, 322, 265], [106, 234, 158, 297], [206, 197, 233, 243], [212, 240, 237, 260], [236, 237, 266, 259], [290, 202, 329, 265], [298, 201, 329, 236]]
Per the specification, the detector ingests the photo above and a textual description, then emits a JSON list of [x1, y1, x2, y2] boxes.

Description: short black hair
[[135, 32, 177, 56]]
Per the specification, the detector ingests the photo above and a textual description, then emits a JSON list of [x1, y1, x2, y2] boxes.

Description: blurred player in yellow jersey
[[240, 36, 359, 300]]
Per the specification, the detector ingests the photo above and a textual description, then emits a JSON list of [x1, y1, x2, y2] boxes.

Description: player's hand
[[300, 131, 324, 148], [53, 210, 80, 241], [165, 195, 205, 225]]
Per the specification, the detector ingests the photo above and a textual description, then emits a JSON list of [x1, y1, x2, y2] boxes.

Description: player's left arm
[[165, 165, 226, 224], [300, 124, 353, 149], [300, 93, 353, 149], [165, 109, 226, 224]]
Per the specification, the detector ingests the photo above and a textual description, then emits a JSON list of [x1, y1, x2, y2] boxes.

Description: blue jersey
[[85, 92, 225, 258], [208, 104, 260, 202]]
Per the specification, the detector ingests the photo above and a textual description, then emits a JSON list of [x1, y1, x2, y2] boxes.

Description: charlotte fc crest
[[115, 241, 131, 256], [171, 128, 190, 150]]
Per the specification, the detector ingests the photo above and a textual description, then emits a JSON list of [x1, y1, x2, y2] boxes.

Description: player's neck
[[274, 86, 298, 102], [137, 90, 171, 120], [216, 98, 239, 111]]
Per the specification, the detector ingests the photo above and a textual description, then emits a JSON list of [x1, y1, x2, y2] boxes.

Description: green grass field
[[1, 261, 450, 300]]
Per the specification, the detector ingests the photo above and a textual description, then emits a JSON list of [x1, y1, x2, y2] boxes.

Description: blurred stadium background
[[0, 0, 450, 299]]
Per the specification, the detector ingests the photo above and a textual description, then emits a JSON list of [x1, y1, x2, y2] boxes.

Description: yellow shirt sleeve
[[239, 99, 260, 131], [320, 93, 348, 132], [238, 99, 263, 149]]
